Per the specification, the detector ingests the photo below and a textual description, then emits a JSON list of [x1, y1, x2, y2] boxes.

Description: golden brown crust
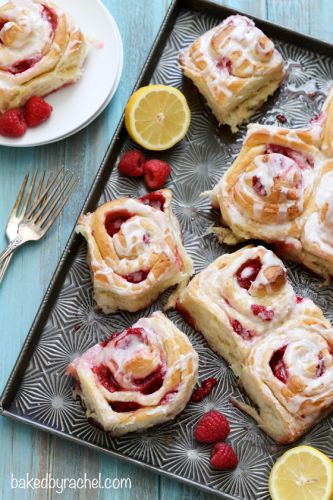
[[179, 14, 285, 132], [0, 0, 88, 112], [211, 90, 333, 279], [66, 312, 198, 436], [177, 245, 333, 443], [76, 190, 194, 314]]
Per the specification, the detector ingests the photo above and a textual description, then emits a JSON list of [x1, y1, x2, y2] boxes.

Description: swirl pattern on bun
[[66, 312, 198, 436], [76, 190, 193, 314], [177, 245, 333, 443], [179, 15, 285, 132], [0, 0, 88, 112], [211, 90, 333, 280]]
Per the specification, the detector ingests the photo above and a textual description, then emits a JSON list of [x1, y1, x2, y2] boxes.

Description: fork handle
[[0, 235, 23, 266], [0, 254, 13, 284]]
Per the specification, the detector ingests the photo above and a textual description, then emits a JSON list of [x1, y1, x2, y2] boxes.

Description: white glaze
[[0, 1, 54, 67]]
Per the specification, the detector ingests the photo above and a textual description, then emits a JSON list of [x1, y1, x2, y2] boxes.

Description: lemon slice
[[269, 445, 333, 500], [125, 84, 191, 150]]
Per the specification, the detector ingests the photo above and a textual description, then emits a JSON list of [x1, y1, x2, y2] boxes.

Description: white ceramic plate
[[0, 0, 123, 147]]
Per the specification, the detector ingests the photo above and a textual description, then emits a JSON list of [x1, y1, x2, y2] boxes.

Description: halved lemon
[[125, 84, 191, 151], [269, 445, 333, 500]]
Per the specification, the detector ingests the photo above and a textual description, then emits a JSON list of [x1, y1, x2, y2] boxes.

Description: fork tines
[[14, 167, 78, 233]]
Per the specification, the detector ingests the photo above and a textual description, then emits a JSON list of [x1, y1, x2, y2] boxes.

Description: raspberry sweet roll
[[0, 0, 88, 112], [177, 245, 333, 443], [211, 123, 322, 244], [236, 314, 333, 443], [300, 161, 333, 278], [66, 312, 198, 436], [179, 15, 285, 132], [177, 246, 296, 366], [77, 190, 194, 313]]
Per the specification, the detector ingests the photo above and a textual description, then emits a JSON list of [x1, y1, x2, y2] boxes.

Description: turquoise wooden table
[[0, 1, 332, 499]]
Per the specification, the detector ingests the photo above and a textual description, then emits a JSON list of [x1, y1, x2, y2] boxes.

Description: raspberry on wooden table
[[194, 410, 230, 443]]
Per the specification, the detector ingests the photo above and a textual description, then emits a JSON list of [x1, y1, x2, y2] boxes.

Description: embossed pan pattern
[[2, 1, 333, 498]]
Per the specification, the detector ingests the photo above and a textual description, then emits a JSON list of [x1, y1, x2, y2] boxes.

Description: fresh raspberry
[[0, 108, 27, 137], [210, 443, 238, 470], [143, 159, 171, 190], [24, 96, 53, 127], [118, 150, 145, 177], [194, 410, 230, 443], [191, 378, 217, 403]]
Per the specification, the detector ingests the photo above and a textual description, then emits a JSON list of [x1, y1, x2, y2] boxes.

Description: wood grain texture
[[0, 0, 329, 499]]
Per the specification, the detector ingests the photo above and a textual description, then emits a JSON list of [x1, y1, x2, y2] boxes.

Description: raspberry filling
[[159, 390, 178, 405], [93, 327, 166, 412], [110, 401, 141, 413], [143, 233, 151, 244], [1, 6, 57, 72], [139, 192, 166, 211], [104, 210, 133, 237], [236, 257, 262, 290], [216, 56, 232, 73], [191, 377, 217, 403], [270, 345, 288, 383], [42, 5, 58, 31], [296, 295, 304, 303], [121, 269, 150, 284], [92, 364, 120, 392], [176, 302, 196, 330], [251, 304, 274, 321], [113, 327, 166, 394], [100, 333, 118, 347], [252, 175, 267, 196], [316, 353, 326, 378], [265, 144, 314, 169], [7, 56, 43, 74], [133, 367, 164, 395], [230, 318, 255, 341]]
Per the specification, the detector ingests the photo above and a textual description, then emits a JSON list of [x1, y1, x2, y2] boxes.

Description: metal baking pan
[[2, 1, 333, 498]]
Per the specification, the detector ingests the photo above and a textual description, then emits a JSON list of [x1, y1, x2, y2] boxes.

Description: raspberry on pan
[[144, 159, 171, 190], [118, 150, 145, 177], [211, 442, 238, 470], [194, 410, 230, 443]]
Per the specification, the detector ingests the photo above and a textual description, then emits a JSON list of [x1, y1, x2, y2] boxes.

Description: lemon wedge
[[269, 445, 333, 500], [125, 84, 191, 151]]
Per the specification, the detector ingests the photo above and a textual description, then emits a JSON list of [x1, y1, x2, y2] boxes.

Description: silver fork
[[0, 170, 46, 283], [0, 167, 78, 278]]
